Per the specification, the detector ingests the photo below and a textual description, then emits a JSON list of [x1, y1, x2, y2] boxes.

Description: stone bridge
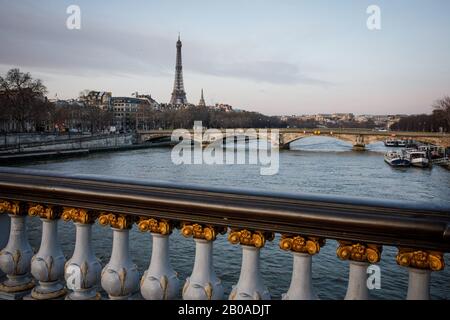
[[138, 129, 450, 151]]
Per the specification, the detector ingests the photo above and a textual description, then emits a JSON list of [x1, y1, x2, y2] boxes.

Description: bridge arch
[[143, 134, 173, 144], [281, 132, 388, 150], [203, 129, 276, 147], [282, 132, 353, 147], [141, 130, 276, 146], [286, 134, 353, 147]]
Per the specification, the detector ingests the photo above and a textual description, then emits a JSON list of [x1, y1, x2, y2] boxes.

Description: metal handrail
[[0, 167, 449, 251]]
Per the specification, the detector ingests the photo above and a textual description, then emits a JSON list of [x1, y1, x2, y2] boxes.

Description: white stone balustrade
[[0, 201, 34, 299], [0, 200, 447, 301], [137, 217, 180, 300], [98, 213, 140, 300], [228, 229, 273, 300], [28, 204, 66, 300], [181, 224, 225, 300], [62, 208, 102, 300]]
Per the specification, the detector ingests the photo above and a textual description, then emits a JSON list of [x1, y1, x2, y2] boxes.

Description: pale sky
[[0, 0, 449, 115]]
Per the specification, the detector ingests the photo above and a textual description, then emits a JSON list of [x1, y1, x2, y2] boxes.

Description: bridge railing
[[0, 167, 448, 300]]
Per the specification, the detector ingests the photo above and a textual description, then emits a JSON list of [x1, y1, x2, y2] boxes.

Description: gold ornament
[[396, 248, 444, 271], [61, 207, 98, 224], [0, 200, 21, 215], [279, 234, 325, 255], [336, 241, 382, 263], [28, 204, 61, 220], [98, 212, 135, 230], [137, 217, 173, 235], [181, 223, 226, 241], [228, 229, 274, 248]]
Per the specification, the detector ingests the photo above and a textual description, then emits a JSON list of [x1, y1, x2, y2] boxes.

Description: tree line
[[1, 68, 449, 133], [137, 107, 284, 130], [390, 97, 450, 132], [0, 69, 112, 133]]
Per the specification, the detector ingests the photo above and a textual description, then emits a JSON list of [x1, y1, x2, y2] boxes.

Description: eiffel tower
[[198, 89, 206, 107], [169, 34, 188, 105]]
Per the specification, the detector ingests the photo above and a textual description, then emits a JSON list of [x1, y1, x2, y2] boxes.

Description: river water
[[15, 137, 450, 299]]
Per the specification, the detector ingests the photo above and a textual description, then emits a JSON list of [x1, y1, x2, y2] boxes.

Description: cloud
[[200, 60, 329, 85], [0, 2, 173, 76], [0, 1, 328, 86]]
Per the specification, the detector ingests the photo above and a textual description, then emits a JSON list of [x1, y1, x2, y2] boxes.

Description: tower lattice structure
[[169, 35, 188, 105], [198, 89, 206, 107]]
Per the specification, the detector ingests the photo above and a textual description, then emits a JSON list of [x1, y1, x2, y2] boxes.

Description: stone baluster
[[0, 210, 10, 249], [28, 204, 66, 299], [337, 241, 382, 300], [0, 201, 35, 299], [396, 248, 445, 300], [137, 217, 180, 300], [279, 235, 325, 300], [62, 208, 102, 300], [98, 213, 140, 300], [228, 229, 274, 300], [181, 223, 226, 300], [0, 210, 10, 280]]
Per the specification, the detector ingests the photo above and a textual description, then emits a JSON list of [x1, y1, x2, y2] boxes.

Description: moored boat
[[384, 139, 408, 147], [384, 151, 410, 167], [405, 149, 430, 168], [384, 139, 398, 147], [396, 140, 407, 147], [418, 145, 443, 159]]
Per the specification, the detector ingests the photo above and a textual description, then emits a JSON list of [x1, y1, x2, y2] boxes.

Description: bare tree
[[433, 96, 450, 131], [0, 68, 47, 132]]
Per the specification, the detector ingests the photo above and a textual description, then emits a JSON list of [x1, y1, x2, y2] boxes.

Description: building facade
[[214, 103, 233, 112], [79, 91, 112, 110], [111, 97, 153, 131]]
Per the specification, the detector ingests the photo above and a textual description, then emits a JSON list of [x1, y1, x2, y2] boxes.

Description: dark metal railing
[[0, 167, 449, 251]]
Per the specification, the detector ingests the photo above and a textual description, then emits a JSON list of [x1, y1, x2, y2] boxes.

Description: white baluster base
[[29, 280, 66, 300], [0, 215, 34, 299], [344, 261, 369, 300], [406, 268, 430, 300], [140, 233, 180, 300], [101, 228, 140, 300], [31, 219, 66, 300], [283, 253, 317, 300], [65, 223, 102, 300], [229, 246, 270, 300], [66, 288, 101, 300], [183, 239, 223, 300]]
